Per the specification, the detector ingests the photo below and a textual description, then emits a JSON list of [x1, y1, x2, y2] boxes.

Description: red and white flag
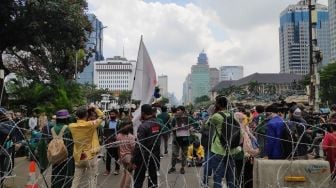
[[131, 36, 157, 134]]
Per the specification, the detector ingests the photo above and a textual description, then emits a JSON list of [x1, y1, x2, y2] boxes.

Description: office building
[[330, 0, 336, 63], [219, 66, 244, 81], [191, 50, 210, 102], [158, 75, 168, 97], [182, 74, 192, 105], [78, 14, 105, 84], [93, 56, 135, 92], [209, 68, 220, 90], [279, 0, 329, 75]]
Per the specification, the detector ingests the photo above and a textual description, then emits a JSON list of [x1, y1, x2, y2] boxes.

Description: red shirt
[[322, 132, 336, 174]]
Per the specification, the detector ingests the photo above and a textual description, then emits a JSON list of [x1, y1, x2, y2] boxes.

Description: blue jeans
[[210, 153, 235, 188], [202, 151, 212, 186]]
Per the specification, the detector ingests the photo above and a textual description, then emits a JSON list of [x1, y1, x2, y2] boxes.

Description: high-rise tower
[[279, 0, 329, 75]]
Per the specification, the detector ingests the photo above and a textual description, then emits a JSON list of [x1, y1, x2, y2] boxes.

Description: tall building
[[209, 68, 220, 90], [330, 0, 336, 62], [182, 74, 192, 105], [158, 75, 168, 97], [219, 66, 244, 81], [78, 14, 105, 84], [279, 0, 329, 75], [191, 50, 210, 103], [93, 56, 135, 93]]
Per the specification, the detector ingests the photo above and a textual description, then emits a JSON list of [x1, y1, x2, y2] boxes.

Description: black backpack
[[215, 112, 241, 149]]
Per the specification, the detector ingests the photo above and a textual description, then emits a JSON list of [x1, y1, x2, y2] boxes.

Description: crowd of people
[[1, 96, 336, 188]]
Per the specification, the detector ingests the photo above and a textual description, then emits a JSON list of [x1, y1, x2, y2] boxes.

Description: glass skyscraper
[[279, 0, 329, 75], [191, 50, 210, 103], [330, 0, 336, 63], [78, 14, 105, 84]]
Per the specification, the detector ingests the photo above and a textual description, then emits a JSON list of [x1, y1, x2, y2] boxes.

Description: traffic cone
[[25, 161, 38, 188]]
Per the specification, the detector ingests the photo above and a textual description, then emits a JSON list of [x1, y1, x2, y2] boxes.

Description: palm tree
[[248, 81, 260, 95], [265, 84, 276, 95]]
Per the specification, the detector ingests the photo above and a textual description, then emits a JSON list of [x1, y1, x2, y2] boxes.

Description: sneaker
[[160, 154, 164, 159], [113, 170, 119, 175], [168, 167, 176, 174], [164, 151, 168, 155], [157, 171, 160, 177], [145, 171, 149, 177], [103, 171, 110, 176], [180, 167, 185, 174]]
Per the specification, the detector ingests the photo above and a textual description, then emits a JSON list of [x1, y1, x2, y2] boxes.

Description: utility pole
[[308, 0, 321, 112]]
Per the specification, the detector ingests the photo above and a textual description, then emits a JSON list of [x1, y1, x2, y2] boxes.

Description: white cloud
[[87, 0, 329, 100]]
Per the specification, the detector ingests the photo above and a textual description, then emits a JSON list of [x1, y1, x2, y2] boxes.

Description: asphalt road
[[3, 141, 207, 188]]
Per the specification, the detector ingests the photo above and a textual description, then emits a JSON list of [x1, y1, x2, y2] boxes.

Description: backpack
[[215, 112, 241, 149], [47, 126, 68, 165]]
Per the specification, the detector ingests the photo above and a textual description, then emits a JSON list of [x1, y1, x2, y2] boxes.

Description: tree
[[320, 62, 336, 104], [0, 0, 91, 82], [265, 84, 276, 95], [194, 95, 210, 104], [248, 81, 260, 95], [118, 91, 132, 105], [81, 83, 110, 104], [7, 76, 85, 115]]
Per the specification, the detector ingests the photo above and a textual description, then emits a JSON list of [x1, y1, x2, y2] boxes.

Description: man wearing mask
[[103, 109, 121, 176], [132, 104, 161, 188]]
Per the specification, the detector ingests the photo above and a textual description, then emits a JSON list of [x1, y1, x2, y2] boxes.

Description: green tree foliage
[[8, 77, 85, 115], [248, 81, 260, 95], [118, 91, 132, 105], [81, 83, 113, 104], [320, 62, 336, 104], [265, 84, 276, 95], [0, 0, 92, 108], [194, 95, 210, 104], [0, 0, 92, 81]]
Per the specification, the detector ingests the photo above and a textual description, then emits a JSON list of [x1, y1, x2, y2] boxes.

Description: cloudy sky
[[87, 0, 328, 100]]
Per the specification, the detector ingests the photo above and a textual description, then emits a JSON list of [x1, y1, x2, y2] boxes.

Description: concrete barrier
[[253, 159, 332, 188]]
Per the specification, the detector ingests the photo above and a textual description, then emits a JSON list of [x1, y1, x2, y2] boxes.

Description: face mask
[[110, 116, 116, 120]]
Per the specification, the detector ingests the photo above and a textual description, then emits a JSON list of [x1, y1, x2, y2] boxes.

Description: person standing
[[29, 111, 38, 131], [157, 106, 171, 157], [168, 105, 198, 174], [205, 95, 239, 188], [50, 109, 74, 188], [282, 106, 310, 159], [116, 121, 135, 188], [264, 105, 285, 159], [322, 123, 336, 179], [69, 105, 104, 188], [38, 112, 48, 131], [0, 107, 15, 187], [201, 104, 216, 186], [103, 109, 121, 175], [132, 104, 161, 188]]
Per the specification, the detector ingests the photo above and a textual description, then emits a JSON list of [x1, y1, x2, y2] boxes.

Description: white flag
[[131, 36, 157, 135], [131, 36, 157, 103]]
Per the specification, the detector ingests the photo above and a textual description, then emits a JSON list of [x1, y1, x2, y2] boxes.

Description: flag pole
[[131, 35, 143, 98], [129, 35, 143, 117]]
